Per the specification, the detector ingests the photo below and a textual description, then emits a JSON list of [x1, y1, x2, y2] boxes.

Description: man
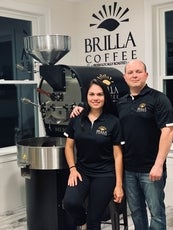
[[117, 60, 173, 230], [71, 60, 173, 230]]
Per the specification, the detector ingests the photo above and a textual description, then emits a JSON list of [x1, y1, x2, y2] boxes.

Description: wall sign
[[84, 2, 137, 67]]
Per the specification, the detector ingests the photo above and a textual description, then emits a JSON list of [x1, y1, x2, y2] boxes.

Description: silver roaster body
[[17, 35, 129, 230]]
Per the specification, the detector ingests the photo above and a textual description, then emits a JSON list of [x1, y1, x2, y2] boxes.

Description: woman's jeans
[[124, 170, 167, 230], [63, 173, 115, 230]]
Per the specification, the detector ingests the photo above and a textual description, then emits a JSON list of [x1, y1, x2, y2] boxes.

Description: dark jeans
[[124, 170, 167, 230], [63, 173, 115, 230]]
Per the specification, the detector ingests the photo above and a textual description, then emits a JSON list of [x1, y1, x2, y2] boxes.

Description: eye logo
[[97, 74, 119, 103], [137, 103, 147, 112], [139, 103, 146, 108], [97, 74, 114, 86], [90, 2, 129, 32], [96, 126, 107, 135], [99, 126, 107, 132]]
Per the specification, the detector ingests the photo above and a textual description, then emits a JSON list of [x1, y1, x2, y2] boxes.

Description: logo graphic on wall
[[90, 3, 129, 32], [97, 74, 119, 102], [84, 2, 137, 68]]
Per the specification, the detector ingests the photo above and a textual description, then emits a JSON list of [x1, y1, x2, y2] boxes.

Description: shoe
[[77, 223, 87, 230]]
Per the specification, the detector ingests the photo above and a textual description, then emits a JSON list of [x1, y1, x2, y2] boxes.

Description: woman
[[63, 78, 124, 230]]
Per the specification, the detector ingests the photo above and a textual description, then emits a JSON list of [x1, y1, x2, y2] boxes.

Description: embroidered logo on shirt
[[96, 126, 108, 135], [137, 103, 147, 112]]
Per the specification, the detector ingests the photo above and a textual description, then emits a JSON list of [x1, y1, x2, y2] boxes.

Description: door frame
[[144, 0, 173, 89]]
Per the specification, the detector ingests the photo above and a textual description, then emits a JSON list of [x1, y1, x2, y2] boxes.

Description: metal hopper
[[24, 35, 71, 65], [24, 35, 71, 91]]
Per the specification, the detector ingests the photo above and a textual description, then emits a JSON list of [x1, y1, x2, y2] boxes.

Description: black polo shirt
[[64, 113, 123, 177], [117, 85, 173, 173]]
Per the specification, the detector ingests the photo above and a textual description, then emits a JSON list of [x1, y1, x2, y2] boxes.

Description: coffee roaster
[[17, 35, 128, 230]]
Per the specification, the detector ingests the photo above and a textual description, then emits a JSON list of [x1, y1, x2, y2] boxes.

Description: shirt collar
[[125, 84, 151, 99], [83, 112, 106, 122]]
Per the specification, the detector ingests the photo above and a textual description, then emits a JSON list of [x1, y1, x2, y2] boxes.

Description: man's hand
[[70, 106, 84, 118], [149, 164, 163, 181]]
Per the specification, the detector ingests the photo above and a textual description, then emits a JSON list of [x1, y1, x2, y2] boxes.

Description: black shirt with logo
[[64, 113, 123, 177], [117, 85, 173, 173]]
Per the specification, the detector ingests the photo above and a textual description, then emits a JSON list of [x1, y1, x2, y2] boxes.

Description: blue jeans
[[124, 170, 167, 230]]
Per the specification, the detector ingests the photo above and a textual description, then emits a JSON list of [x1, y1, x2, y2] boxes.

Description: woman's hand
[[68, 167, 82, 186], [113, 186, 124, 203]]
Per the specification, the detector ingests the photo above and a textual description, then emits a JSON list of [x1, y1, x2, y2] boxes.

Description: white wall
[[0, 0, 147, 70], [0, 155, 26, 213], [165, 155, 173, 206], [74, 0, 146, 72]]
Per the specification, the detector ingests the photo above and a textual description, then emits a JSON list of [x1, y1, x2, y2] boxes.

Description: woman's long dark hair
[[81, 79, 114, 125]]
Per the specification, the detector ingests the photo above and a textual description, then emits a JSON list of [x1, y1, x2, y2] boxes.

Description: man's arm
[[149, 126, 173, 181], [70, 106, 84, 118]]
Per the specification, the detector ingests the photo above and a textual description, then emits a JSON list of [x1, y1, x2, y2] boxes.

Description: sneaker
[[77, 223, 87, 230]]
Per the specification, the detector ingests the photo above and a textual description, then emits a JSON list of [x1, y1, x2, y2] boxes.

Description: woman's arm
[[65, 138, 76, 168], [65, 137, 82, 186], [113, 145, 124, 203]]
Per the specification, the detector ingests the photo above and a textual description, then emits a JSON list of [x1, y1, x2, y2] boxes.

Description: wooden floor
[[0, 206, 173, 230]]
